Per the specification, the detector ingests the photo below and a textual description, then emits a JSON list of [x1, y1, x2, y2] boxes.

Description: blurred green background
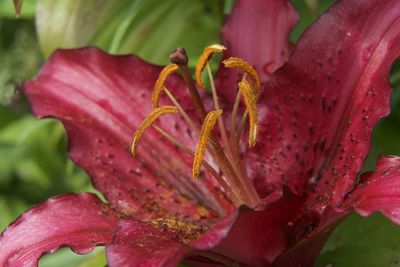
[[0, 0, 399, 266]]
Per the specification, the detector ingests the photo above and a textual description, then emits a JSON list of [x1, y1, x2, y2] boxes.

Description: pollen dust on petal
[[149, 218, 207, 244]]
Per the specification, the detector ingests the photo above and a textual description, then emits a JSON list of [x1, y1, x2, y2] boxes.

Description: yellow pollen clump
[[238, 78, 259, 147], [192, 109, 223, 179], [223, 57, 260, 95], [130, 106, 178, 157], [149, 218, 204, 244], [195, 44, 227, 89], [152, 64, 179, 109]]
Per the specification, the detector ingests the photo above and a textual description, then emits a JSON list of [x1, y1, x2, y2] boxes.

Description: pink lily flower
[[1, 0, 400, 266]]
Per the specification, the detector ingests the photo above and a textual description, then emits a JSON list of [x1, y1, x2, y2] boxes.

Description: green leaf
[[317, 245, 400, 267], [35, 0, 223, 65], [78, 250, 107, 267], [39, 247, 106, 267], [0, 145, 26, 183], [0, 196, 28, 230], [0, 19, 42, 106], [35, 0, 130, 57], [0, 105, 19, 128], [317, 213, 400, 267], [106, 0, 223, 67]]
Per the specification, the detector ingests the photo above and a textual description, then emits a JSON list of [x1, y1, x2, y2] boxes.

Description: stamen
[[230, 74, 247, 140], [195, 44, 226, 89], [153, 124, 239, 204], [130, 46, 264, 209], [238, 78, 259, 147], [206, 64, 230, 151], [223, 57, 260, 95], [230, 88, 243, 170], [163, 87, 199, 134], [152, 125, 228, 189], [193, 109, 223, 179], [152, 64, 179, 109], [131, 106, 178, 156]]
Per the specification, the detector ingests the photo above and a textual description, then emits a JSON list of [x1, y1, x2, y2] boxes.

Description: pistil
[[170, 48, 208, 119]]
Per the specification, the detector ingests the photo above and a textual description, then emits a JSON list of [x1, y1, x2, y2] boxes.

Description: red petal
[[272, 207, 346, 267], [23, 48, 231, 220], [106, 219, 186, 267], [0, 193, 118, 266], [216, 0, 298, 102], [214, 191, 306, 266], [247, 0, 400, 205], [345, 156, 400, 224], [106, 213, 237, 267], [190, 211, 237, 250], [213, 193, 345, 266], [272, 229, 333, 267]]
